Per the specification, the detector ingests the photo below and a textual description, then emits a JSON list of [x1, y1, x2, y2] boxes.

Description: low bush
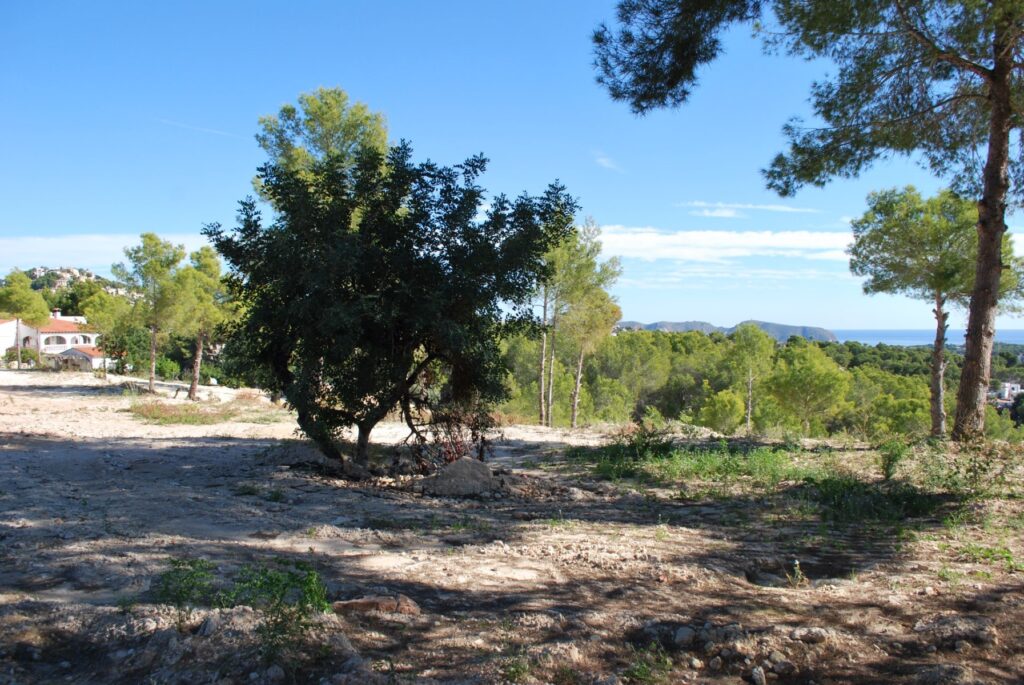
[[153, 556, 330, 660], [800, 474, 941, 523]]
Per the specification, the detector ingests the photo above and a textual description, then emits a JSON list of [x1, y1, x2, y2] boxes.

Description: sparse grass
[[130, 400, 238, 425], [541, 510, 576, 529], [129, 397, 288, 425], [937, 565, 965, 584], [570, 432, 815, 491], [799, 474, 944, 524], [233, 484, 262, 497], [622, 642, 673, 683], [500, 650, 531, 683], [959, 543, 1022, 572]]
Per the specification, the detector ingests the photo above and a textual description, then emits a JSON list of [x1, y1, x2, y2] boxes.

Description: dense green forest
[[499, 329, 1024, 442]]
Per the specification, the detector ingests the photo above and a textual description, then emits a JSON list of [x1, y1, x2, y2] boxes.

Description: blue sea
[[832, 329, 1024, 346]]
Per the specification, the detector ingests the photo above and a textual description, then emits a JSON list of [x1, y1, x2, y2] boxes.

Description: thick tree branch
[[894, 1, 991, 80]]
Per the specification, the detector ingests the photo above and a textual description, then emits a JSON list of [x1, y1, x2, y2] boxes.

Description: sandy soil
[[0, 370, 1022, 684]]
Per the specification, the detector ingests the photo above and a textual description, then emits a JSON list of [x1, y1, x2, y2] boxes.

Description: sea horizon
[[832, 329, 1024, 346]]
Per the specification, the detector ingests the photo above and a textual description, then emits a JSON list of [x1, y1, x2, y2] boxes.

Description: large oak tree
[[594, 0, 1024, 439]]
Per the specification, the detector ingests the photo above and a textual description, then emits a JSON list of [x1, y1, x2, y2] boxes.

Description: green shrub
[[155, 557, 217, 629], [698, 389, 744, 435], [877, 438, 911, 480], [228, 559, 330, 660], [155, 356, 180, 380], [4, 347, 40, 366]]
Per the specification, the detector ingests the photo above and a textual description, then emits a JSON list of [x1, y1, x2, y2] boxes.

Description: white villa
[[1, 309, 110, 369]]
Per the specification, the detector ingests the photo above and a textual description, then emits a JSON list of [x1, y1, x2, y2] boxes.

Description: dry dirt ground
[[1, 370, 1022, 685]]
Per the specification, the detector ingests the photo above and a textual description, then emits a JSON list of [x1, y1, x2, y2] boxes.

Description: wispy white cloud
[[0, 233, 213, 277], [689, 208, 742, 219], [593, 151, 622, 172], [681, 201, 820, 214], [155, 118, 243, 139], [618, 264, 854, 290], [599, 225, 852, 263]]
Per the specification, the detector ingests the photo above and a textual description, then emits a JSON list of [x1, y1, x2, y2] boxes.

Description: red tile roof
[[37, 319, 92, 333], [63, 345, 105, 359]]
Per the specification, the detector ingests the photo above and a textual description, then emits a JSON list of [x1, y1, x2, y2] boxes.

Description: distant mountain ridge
[[618, 319, 837, 342]]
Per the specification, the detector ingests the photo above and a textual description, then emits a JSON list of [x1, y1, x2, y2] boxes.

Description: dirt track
[[1, 370, 1022, 684]]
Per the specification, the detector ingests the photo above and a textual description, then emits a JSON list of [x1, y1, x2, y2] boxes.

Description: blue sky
[[1, 1, 1017, 329]]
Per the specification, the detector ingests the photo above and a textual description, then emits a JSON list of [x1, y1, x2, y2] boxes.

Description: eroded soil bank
[[1, 370, 1022, 684]]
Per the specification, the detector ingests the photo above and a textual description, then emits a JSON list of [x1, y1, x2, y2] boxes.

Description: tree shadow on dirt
[[2, 432, 1020, 683]]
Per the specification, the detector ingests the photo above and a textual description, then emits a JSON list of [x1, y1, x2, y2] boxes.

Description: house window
[[44, 336, 68, 346], [80, 335, 91, 344]]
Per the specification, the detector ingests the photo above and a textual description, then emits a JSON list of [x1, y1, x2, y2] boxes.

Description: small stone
[[673, 626, 696, 647], [688, 657, 704, 669], [266, 664, 285, 682], [769, 650, 786, 663], [751, 666, 767, 685], [954, 640, 971, 653], [708, 656, 723, 671], [772, 659, 796, 676], [920, 586, 938, 596], [197, 614, 220, 637], [790, 627, 829, 643], [703, 640, 718, 655]]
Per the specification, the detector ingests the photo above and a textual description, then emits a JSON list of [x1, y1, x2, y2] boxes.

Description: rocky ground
[[1, 370, 1022, 684]]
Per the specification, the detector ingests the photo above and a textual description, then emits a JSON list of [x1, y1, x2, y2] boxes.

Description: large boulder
[[419, 458, 495, 497]]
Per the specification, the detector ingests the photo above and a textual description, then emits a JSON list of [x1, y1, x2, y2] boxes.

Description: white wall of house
[[0, 320, 38, 354], [39, 333, 98, 355]]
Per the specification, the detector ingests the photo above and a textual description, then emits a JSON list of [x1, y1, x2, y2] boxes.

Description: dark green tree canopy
[[206, 142, 577, 468], [594, 0, 1024, 200]]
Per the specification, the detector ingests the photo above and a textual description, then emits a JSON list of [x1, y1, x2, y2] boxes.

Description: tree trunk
[[930, 294, 948, 438], [570, 347, 585, 429], [148, 325, 158, 394], [354, 424, 371, 468], [953, 47, 1013, 441], [546, 305, 557, 427], [187, 333, 204, 401], [745, 366, 754, 435], [538, 286, 548, 425], [15, 318, 22, 369]]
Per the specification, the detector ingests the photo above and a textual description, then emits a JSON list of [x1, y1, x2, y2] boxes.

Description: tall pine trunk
[[546, 305, 557, 427], [148, 325, 158, 394], [745, 366, 754, 435], [187, 332, 205, 401], [953, 45, 1013, 441], [538, 286, 548, 425], [570, 347, 585, 428], [930, 294, 948, 438]]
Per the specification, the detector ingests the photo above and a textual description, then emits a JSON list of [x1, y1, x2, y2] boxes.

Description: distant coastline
[[833, 330, 1024, 346]]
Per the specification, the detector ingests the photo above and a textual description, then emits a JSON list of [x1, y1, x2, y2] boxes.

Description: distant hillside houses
[[28, 266, 98, 291], [0, 309, 111, 370]]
